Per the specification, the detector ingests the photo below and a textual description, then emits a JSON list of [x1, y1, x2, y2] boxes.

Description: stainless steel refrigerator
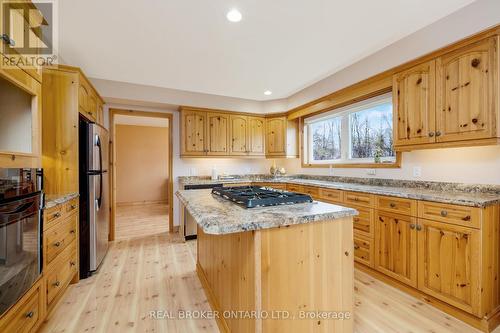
[[79, 117, 109, 278]]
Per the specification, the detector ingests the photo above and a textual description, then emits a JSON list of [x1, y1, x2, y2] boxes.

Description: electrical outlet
[[366, 169, 376, 176], [413, 166, 422, 178], [328, 165, 334, 176]]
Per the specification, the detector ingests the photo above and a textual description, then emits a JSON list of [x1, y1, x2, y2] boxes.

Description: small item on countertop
[[211, 166, 218, 180], [270, 160, 277, 176], [218, 174, 236, 180], [279, 167, 286, 175]]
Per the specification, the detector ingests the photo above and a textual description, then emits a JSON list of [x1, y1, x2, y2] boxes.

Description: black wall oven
[[0, 168, 43, 316]]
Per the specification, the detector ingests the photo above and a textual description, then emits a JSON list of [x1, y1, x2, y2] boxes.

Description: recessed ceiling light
[[264, 90, 273, 96], [226, 9, 242, 22]]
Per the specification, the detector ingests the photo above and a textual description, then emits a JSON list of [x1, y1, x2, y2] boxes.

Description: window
[[304, 93, 396, 166]]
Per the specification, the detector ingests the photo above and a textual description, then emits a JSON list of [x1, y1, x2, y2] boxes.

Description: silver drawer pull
[[354, 245, 360, 250], [54, 241, 61, 247], [25, 311, 34, 318], [389, 203, 396, 208], [53, 281, 60, 287], [410, 223, 416, 230], [70, 205, 77, 210], [53, 212, 61, 218], [440, 210, 448, 217]]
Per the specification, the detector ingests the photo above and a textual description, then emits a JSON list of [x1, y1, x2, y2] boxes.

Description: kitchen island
[[176, 189, 357, 333]]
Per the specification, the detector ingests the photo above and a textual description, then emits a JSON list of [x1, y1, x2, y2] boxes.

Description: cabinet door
[[436, 37, 498, 142], [265, 117, 286, 155], [393, 60, 436, 146], [78, 83, 90, 116], [374, 211, 417, 287], [230, 115, 248, 155], [206, 113, 229, 155], [97, 101, 104, 125], [417, 219, 481, 315], [247, 116, 265, 155], [181, 111, 206, 155], [88, 93, 97, 121]]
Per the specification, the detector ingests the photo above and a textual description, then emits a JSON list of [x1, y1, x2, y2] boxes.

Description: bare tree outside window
[[349, 102, 394, 159], [311, 117, 341, 161]]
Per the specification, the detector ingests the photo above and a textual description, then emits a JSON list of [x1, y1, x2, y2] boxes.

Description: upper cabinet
[[180, 107, 298, 158], [41, 65, 105, 194], [393, 60, 436, 146], [265, 116, 299, 158], [436, 38, 497, 143], [0, 56, 42, 168], [207, 113, 229, 155], [78, 74, 104, 125], [248, 116, 265, 156], [181, 109, 207, 156], [230, 115, 248, 155], [393, 36, 499, 151]]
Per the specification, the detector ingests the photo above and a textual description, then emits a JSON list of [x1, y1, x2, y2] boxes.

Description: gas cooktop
[[211, 186, 313, 208]]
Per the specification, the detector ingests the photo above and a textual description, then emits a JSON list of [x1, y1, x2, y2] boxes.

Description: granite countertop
[[44, 193, 79, 209], [178, 175, 500, 208], [176, 189, 357, 235]]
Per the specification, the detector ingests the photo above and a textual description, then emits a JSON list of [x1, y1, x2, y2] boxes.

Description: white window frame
[[303, 93, 395, 165]]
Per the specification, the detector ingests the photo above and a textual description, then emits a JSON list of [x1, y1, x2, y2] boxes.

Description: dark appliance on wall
[[79, 116, 109, 279], [182, 183, 223, 240], [0, 168, 43, 316]]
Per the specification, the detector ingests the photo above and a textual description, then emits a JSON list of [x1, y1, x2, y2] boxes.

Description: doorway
[[109, 109, 173, 241]]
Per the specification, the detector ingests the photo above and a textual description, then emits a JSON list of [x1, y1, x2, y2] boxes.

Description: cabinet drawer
[[319, 188, 343, 204], [0, 280, 42, 333], [418, 201, 480, 228], [344, 191, 375, 207], [354, 235, 373, 267], [43, 205, 64, 231], [351, 205, 374, 238], [44, 213, 77, 265], [46, 241, 77, 306], [377, 196, 417, 216], [302, 186, 320, 198], [253, 182, 287, 190], [287, 184, 304, 193], [65, 198, 79, 214]]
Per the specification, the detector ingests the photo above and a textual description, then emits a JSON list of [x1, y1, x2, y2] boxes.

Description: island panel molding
[[196, 219, 354, 333]]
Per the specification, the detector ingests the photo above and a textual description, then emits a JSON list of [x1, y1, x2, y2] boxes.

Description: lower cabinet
[[374, 211, 418, 288], [354, 235, 374, 267], [0, 277, 45, 333], [417, 218, 481, 315]]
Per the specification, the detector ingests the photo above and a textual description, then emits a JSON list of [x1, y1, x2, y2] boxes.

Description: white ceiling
[[59, 0, 475, 101]]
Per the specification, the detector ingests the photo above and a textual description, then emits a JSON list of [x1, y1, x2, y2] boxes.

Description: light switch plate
[[366, 169, 376, 176], [413, 166, 422, 178]]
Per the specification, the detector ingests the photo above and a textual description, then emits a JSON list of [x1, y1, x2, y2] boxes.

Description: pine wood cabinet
[[265, 116, 298, 157], [248, 116, 265, 156], [180, 107, 298, 158], [417, 218, 481, 315], [0, 53, 42, 168], [374, 211, 418, 287], [181, 110, 207, 155], [230, 114, 248, 155], [393, 60, 436, 146], [207, 113, 230, 155], [436, 37, 497, 143], [394, 36, 499, 151]]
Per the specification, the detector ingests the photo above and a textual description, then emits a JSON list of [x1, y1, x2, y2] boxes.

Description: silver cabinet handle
[[428, 132, 435, 137], [416, 225, 422, 231], [435, 131, 442, 137], [25, 311, 34, 318], [440, 210, 448, 217], [410, 223, 416, 229], [53, 281, 60, 287]]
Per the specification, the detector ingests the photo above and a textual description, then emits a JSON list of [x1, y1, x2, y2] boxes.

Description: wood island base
[[196, 217, 354, 333]]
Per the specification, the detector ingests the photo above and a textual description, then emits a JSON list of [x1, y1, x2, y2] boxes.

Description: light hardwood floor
[[40, 230, 499, 333], [115, 203, 169, 240]]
